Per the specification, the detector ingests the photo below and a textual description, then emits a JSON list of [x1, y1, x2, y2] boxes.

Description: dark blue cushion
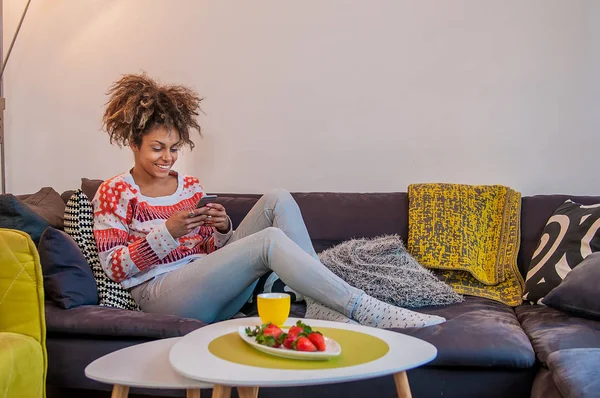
[[0, 194, 49, 245], [38, 227, 98, 309], [543, 251, 600, 320]]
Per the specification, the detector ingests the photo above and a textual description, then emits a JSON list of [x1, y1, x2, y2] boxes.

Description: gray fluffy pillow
[[318, 234, 463, 308]]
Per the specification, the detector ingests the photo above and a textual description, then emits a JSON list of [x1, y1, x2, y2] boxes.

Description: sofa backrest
[[297, 192, 410, 253], [216, 192, 600, 280], [213, 192, 409, 254], [60, 180, 600, 279]]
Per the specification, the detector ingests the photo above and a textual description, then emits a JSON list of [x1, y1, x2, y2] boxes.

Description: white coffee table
[[170, 317, 437, 398], [85, 337, 211, 398]]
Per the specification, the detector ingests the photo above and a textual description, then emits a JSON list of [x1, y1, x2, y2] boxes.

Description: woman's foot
[[352, 294, 446, 329], [304, 297, 359, 324]]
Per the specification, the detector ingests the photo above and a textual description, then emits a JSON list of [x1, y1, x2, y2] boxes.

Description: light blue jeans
[[130, 189, 364, 323]]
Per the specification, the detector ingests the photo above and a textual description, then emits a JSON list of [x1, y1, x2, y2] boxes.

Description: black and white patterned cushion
[[64, 189, 139, 310], [239, 271, 304, 316], [523, 200, 600, 304], [256, 271, 304, 303]]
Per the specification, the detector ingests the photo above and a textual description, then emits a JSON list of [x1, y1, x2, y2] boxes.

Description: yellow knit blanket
[[407, 183, 524, 306]]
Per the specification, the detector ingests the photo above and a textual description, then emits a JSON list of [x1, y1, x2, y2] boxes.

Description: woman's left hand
[[203, 203, 230, 233]]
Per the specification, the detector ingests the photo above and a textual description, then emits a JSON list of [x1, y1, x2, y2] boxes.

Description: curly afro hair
[[102, 73, 203, 149]]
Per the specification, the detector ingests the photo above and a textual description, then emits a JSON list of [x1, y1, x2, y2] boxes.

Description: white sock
[[304, 297, 359, 325], [352, 294, 446, 329]]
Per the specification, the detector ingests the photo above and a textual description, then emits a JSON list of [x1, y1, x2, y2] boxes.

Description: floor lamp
[[0, 0, 32, 194]]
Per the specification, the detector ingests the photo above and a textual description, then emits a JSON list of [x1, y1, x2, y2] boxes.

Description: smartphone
[[196, 194, 218, 209]]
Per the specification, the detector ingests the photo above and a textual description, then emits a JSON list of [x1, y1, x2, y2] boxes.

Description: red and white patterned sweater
[[92, 171, 232, 289]]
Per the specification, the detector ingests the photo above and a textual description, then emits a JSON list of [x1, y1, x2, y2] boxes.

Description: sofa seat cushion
[[393, 296, 535, 368], [0, 332, 45, 398], [45, 301, 205, 339], [516, 304, 600, 363], [547, 348, 600, 398]]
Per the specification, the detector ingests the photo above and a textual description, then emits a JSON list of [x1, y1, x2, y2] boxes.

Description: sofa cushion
[[45, 300, 205, 339], [81, 178, 104, 202], [547, 348, 600, 398], [64, 190, 139, 311], [21, 187, 66, 229], [515, 304, 600, 363], [0, 195, 50, 245], [318, 234, 463, 308], [523, 199, 600, 304], [38, 227, 98, 309], [543, 251, 600, 320], [392, 296, 535, 368], [519, 194, 600, 277], [61, 190, 75, 205]]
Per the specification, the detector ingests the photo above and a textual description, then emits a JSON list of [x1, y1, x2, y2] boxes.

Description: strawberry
[[246, 321, 324, 352], [282, 333, 296, 349], [307, 332, 326, 352], [293, 336, 317, 352], [282, 325, 304, 349], [245, 323, 283, 347], [288, 325, 304, 338], [262, 324, 283, 339]]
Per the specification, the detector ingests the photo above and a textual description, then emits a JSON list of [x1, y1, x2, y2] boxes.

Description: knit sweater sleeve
[[92, 179, 180, 283], [185, 176, 233, 251]]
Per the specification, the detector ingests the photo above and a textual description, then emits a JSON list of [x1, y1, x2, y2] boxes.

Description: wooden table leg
[[212, 384, 233, 398], [111, 385, 129, 398], [237, 386, 259, 398], [394, 371, 412, 398], [187, 389, 202, 398]]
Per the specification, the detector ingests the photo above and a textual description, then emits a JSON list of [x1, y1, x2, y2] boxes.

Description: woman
[[93, 73, 445, 329]]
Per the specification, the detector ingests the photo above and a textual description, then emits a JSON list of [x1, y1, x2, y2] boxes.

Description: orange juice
[[257, 293, 291, 326]]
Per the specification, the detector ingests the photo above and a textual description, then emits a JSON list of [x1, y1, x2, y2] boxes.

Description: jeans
[[130, 189, 364, 323]]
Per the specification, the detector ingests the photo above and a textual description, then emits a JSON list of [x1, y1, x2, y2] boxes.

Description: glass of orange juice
[[257, 293, 291, 327]]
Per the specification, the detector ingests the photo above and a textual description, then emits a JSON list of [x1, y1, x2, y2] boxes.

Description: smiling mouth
[[156, 164, 171, 171]]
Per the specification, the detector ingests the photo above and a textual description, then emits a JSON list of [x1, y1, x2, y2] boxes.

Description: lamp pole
[[0, 0, 32, 193]]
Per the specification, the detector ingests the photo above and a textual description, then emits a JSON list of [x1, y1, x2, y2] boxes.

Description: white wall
[[3, 0, 600, 195]]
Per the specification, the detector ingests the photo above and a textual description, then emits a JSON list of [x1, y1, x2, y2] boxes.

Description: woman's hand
[[203, 203, 230, 233], [165, 210, 208, 239]]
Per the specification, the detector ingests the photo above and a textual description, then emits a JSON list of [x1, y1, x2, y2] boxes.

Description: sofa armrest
[[45, 301, 205, 339], [0, 229, 46, 344]]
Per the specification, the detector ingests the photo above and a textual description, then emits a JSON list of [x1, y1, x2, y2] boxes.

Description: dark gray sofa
[[23, 187, 600, 397]]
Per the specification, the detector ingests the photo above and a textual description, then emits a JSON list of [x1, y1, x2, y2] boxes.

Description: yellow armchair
[[0, 228, 47, 398]]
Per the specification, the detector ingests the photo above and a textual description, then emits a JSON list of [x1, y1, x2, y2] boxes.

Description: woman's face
[[131, 126, 181, 179]]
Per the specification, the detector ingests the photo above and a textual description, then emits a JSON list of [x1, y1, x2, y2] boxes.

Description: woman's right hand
[[165, 209, 207, 239]]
